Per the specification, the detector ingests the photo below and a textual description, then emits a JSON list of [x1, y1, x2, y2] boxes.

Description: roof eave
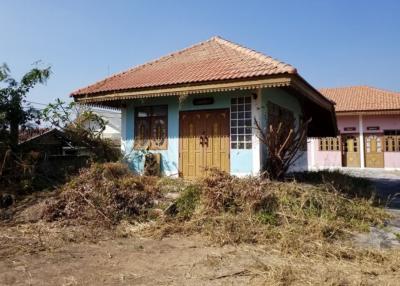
[[72, 75, 294, 104], [336, 109, 400, 116]]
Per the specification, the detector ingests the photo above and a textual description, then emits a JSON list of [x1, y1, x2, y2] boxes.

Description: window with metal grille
[[134, 105, 168, 150], [319, 137, 340, 151], [384, 130, 400, 152], [230, 96, 252, 149]]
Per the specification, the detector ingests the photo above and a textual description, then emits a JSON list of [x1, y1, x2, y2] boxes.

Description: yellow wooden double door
[[364, 134, 384, 168], [179, 109, 230, 178], [341, 134, 385, 168]]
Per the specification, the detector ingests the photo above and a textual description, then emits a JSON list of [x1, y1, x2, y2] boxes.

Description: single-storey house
[[72, 36, 336, 177], [308, 86, 400, 170]]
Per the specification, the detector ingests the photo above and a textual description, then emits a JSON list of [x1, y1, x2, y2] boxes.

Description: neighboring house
[[81, 109, 121, 144], [308, 86, 400, 170], [71, 36, 336, 177], [19, 128, 90, 156]]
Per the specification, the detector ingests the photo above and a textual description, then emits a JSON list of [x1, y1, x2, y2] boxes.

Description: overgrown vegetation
[[38, 165, 388, 255], [152, 169, 388, 257], [42, 98, 120, 162], [42, 163, 160, 225], [1, 164, 398, 285]]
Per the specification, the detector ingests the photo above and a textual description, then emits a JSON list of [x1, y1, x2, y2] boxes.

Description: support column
[[120, 107, 127, 154], [252, 88, 262, 175], [359, 114, 365, 168], [310, 139, 316, 170]]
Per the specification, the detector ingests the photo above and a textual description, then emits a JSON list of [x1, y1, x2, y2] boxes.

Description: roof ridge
[[364, 85, 400, 95], [320, 85, 400, 95], [71, 37, 215, 96], [212, 36, 297, 73]]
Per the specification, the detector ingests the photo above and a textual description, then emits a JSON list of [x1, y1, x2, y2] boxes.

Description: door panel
[[342, 134, 360, 167], [365, 134, 384, 168], [179, 110, 230, 178]]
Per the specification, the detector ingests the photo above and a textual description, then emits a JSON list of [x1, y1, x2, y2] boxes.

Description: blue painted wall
[[259, 87, 304, 169], [122, 96, 180, 176], [121, 90, 254, 176], [121, 88, 303, 176]]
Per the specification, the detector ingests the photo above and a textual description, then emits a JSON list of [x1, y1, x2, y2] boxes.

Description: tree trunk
[[9, 119, 19, 151]]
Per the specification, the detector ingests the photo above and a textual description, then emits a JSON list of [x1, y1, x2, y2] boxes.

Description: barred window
[[134, 105, 168, 150], [319, 137, 340, 151], [231, 96, 252, 149], [384, 130, 400, 152]]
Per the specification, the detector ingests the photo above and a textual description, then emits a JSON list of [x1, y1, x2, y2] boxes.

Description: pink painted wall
[[308, 114, 400, 169], [338, 115, 359, 134], [362, 115, 400, 133], [384, 153, 400, 169], [307, 139, 342, 169]]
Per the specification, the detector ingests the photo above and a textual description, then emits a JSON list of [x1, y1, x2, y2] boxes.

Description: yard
[[1, 163, 400, 285]]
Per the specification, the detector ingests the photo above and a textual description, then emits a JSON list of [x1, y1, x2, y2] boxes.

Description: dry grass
[[1, 165, 399, 285], [144, 169, 400, 284], [150, 169, 389, 256], [41, 162, 161, 225]]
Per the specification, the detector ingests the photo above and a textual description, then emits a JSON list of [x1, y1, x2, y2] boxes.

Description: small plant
[[175, 185, 201, 219], [257, 211, 278, 225]]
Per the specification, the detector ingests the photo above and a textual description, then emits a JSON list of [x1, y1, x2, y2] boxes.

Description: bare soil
[[1, 167, 400, 286], [0, 222, 399, 286]]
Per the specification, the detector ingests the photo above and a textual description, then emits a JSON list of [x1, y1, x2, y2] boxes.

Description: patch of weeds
[[175, 185, 201, 219], [257, 211, 278, 225], [156, 177, 190, 193], [395, 232, 400, 241]]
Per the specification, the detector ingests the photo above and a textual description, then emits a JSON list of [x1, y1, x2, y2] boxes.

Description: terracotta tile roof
[[71, 36, 297, 96], [319, 86, 400, 113]]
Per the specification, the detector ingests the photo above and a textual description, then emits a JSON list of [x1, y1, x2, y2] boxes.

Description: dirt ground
[[0, 226, 400, 286], [1, 172, 400, 286]]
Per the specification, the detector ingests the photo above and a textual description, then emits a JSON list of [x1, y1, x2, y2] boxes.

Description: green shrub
[[175, 185, 201, 219]]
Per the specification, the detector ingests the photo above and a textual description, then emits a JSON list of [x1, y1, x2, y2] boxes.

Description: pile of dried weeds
[[42, 163, 160, 225], [152, 169, 389, 256]]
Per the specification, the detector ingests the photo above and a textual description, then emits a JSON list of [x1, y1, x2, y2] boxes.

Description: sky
[[1, 0, 399, 110]]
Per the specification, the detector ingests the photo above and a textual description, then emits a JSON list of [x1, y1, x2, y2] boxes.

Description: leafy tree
[[42, 99, 119, 162], [42, 98, 107, 138], [0, 63, 51, 150]]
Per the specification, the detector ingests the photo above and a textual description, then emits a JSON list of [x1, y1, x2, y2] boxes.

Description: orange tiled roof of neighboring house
[[319, 86, 400, 113], [71, 36, 297, 96]]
